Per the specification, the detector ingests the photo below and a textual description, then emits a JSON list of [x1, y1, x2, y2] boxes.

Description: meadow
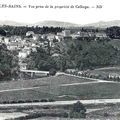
[[0, 74, 119, 102]]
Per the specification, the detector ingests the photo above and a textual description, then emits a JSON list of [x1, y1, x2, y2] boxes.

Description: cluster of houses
[[65, 68, 120, 81], [0, 29, 109, 70], [56, 29, 108, 41]]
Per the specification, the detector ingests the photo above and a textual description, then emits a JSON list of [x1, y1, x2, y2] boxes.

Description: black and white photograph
[[0, 0, 120, 119]]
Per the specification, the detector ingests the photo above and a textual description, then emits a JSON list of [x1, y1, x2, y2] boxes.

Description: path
[[1, 99, 120, 107]]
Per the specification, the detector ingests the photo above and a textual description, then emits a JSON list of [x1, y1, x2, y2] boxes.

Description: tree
[[27, 47, 57, 71], [106, 26, 120, 39], [0, 43, 19, 81], [0, 29, 6, 36], [70, 101, 86, 118], [75, 42, 118, 69], [53, 44, 74, 71]]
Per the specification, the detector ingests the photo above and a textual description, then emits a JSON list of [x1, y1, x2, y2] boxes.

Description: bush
[[3, 101, 9, 104], [10, 101, 17, 104], [103, 112, 109, 117], [49, 68, 56, 76], [40, 99, 48, 102], [18, 100, 25, 103], [48, 99, 55, 102], [26, 100, 32, 103], [71, 101, 86, 118], [33, 100, 40, 102], [72, 101, 86, 113]]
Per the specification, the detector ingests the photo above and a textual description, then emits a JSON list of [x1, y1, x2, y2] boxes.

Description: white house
[[18, 51, 28, 59], [108, 73, 120, 79], [7, 42, 18, 50], [55, 35, 63, 42], [19, 62, 27, 70], [26, 31, 35, 37], [95, 32, 107, 38], [4, 37, 10, 44]]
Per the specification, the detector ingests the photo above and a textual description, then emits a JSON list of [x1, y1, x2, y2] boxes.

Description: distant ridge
[[30, 20, 79, 27], [0, 20, 79, 27], [0, 20, 26, 26], [0, 20, 120, 28], [84, 20, 120, 28]]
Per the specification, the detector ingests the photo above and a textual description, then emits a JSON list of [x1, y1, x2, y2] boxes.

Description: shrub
[[26, 100, 32, 103], [103, 112, 109, 117], [3, 101, 9, 104], [18, 100, 25, 103], [48, 99, 55, 102], [10, 101, 17, 104], [49, 68, 56, 76], [40, 99, 48, 102], [33, 100, 40, 102], [70, 101, 86, 118]]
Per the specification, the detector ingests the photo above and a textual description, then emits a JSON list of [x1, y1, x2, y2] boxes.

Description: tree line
[[0, 25, 120, 39], [0, 25, 63, 37]]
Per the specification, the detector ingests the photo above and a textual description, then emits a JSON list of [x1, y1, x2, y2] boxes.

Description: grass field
[[0, 75, 94, 91], [95, 66, 120, 72], [58, 82, 120, 100], [0, 74, 120, 102], [0, 74, 95, 102], [0, 76, 120, 101]]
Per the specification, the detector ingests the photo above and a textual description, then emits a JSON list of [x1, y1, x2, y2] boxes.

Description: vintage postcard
[[0, 0, 120, 119]]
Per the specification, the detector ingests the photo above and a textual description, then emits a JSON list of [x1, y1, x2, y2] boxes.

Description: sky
[[0, 0, 120, 25]]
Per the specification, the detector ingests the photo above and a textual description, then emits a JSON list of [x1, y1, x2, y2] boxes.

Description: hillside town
[[0, 29, 108, 71], [1, 25, 120, 119]]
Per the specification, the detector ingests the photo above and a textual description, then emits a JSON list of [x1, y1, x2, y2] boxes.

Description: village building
[[62, 30, 71, 37], [7, 42, 18, 50], [55, 35, 63, 42], [108, 73, 120, 79], [26, 31, 35, 37], [95, 32, 108, 38], [32, 34, 41, 41], [18, 51, 28, 59], [19, 62, 27, 70]]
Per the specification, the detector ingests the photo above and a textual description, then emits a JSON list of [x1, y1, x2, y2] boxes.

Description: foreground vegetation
[[1, 101, 120, 120]]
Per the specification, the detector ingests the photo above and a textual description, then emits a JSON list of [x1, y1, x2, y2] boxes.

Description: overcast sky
[[0, 0, 120, 24]]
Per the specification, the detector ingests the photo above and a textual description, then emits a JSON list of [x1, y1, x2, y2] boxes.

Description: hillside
[[0, 20, 79, 27], [85, 20, 120, 28], [30, 20, 79, 27], [0, 20, 26, 26], [1, 20, 120, 28]]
